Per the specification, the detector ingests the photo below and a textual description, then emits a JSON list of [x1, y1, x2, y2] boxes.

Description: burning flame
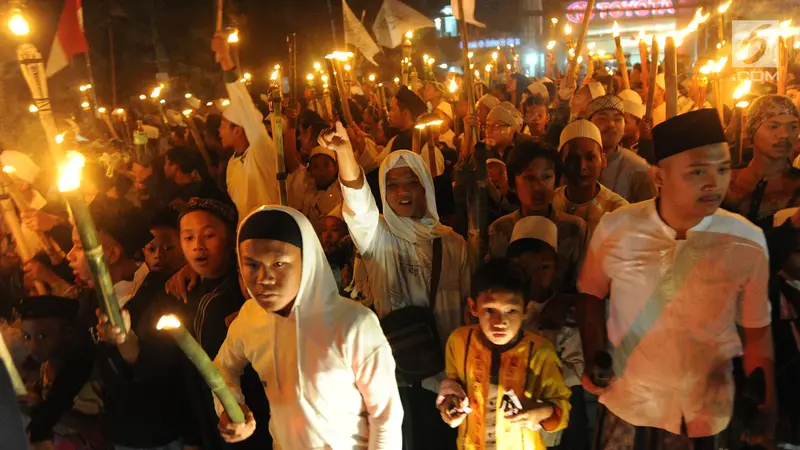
[[577, 56, 584, 63], [448, 78, 458, 93], [221, 99, 231, 107], [55, 133, 65, 144], [368, 74, 376, 82], [736, 100, 750, 108], [393, 77, 400, 83], [551, 17, 559, 25], [564, 23, 573, 36], [468, 52, 474, 59], [717, 0, 732, 14], [612, 21, 620, 38], [415, 119, 445, 130], [698, 57, 728, 75], [182, 109, 193, 117], [270, 70, 279, 81], [98, 107, 107, 114], [547, 40, 556, 50], [57, 151, 86, 193], [313, 62, 321, 70], [474, 69, 480, 79], [307, 73, 314, 81], [156, 314, 182, 330], [28, 104, 38, 113], [321, 75, 329, 82], [405, 30, 413, 39], [139, 94, 147, 100], [732, 80, 752, 99], [326, 51, 355, 61], [2, 166, 15, 174], [423, 54, 429, 62], [115, 108, 125, 114], [81, 101, 90, 109], [150, 86, 162, 99], [491, 51, 499, 60], [185, 93, 192, 99], [227, 30, 239, 43], [485, 64, 493, 72]]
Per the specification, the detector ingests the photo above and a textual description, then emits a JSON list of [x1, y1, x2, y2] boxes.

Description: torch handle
[[664, 37, 678, 120], [0, 197, 46, 295], [270, 87, 289, 206], [65, 192, 126, 334], [170, 325, 246, 423], [644, 38, 659, 124], [638, 40, 649, 80], [568, 0, 597, 83], [615, 36, 630, 90], [216, 0, 224, 31]]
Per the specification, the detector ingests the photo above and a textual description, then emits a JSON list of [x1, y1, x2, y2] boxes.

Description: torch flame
[[306, 73, 315, 81], [182, 109, 193, 117], [492, 51, 499, 61], [227, 30, 239, 43], [732, 80, 752, 99], [547, 40, 556, 50], [28, 104, 38, 113], [405, 30, 413, 39], [270, 70, 279, 81], [221, 99, 230, 107], [564, 23, 573, 36], [313, 62, 321, 70], [368, 74, 376, 82], [736, 100, 750, 108], [551, 17, 559, 25], [717, 0, 732, 14], [326, 51, 355, 61], [150, 86, 162, 99], [612, 21, 620, 38], [468, 52, 474, 59], [115, 108, 125, 114], [2, 166, 15, 174], [699, 57, 728, 75], [485, 64, 493, 73], [156, 314, 182, 330], [448, 78, 458, 93], [57, 151, 86, 193], [693, 8, 710, 25]]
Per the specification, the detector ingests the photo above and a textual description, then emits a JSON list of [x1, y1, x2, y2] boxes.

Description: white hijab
[[378, 150, 452, 244]]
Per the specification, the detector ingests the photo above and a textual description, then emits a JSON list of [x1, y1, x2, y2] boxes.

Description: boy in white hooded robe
[[213, 206, 403, 449]]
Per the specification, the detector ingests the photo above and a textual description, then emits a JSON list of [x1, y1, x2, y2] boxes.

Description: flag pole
[[456, 0, 486, 269]]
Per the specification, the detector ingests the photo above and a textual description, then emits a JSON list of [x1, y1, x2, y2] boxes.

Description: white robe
[[214, 206, 403, 449]]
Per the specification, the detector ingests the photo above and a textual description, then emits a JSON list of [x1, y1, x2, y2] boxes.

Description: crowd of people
[[1, 28, 799, 450]]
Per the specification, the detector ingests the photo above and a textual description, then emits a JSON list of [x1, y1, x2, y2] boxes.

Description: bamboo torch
[[58, 152, 125, 335], [700, 57, 728, 123], [0, 331, 26, 395], [157, 315, 245, 423], [269, 66, 289, 206], [613, 22, 630, 89], [644, 37, 659, 124], [778, 20, 792, 95], [181, 109, 215, 177], [638, 32, 649, 80], [664, 36, 678, 119], [732, 80, 752, 165], [0, 193, 45, 295], [567, 0, 597, 83], [325, 51, 355, 125]]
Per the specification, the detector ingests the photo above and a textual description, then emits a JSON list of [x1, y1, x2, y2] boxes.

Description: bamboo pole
[[778, 36, 788, 95], [216, 0, 224, 31], [0, 331, 26, 396], [0, 171, 64, 266], [614, 34, 630, 89], [639, 39, 649, 79], [567, 0, 597, 83], [269, 68, 289, 206], [664, 36, 678, 119], [0, 195, 45, 295], [644, 37, 659, 124], [325, 56, 354, 125], [157, 315, 245, 423], [184, 117, 214, 177], [59, 155, 125, 335]]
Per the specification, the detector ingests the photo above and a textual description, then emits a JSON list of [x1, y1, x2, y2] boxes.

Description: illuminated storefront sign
[[459, 37, 522, 49], [566, 0, 675, 23]]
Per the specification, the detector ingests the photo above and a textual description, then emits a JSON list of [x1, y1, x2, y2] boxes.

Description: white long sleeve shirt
[[224, 80, 280, 220]]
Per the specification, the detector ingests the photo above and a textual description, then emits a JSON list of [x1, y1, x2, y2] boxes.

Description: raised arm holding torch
[[325, 51, 355, 125], [567, 0, 597, 84]]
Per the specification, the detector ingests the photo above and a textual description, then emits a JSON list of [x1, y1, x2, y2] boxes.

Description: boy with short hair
[[438, 258, 571, 449], [508, 216, 587, 450]]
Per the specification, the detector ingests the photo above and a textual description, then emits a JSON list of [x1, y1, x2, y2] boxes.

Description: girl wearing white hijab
[[327, 122, 469, 450], [214, 206, 403, 450]]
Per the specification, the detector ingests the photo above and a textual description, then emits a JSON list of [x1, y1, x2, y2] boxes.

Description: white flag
[[451, 0, 485, 28], [372, 0, 434, 49], [343, 0, 380, 66]]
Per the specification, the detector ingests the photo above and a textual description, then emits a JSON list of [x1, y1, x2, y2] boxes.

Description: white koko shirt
[[578, 199, 771, 437]]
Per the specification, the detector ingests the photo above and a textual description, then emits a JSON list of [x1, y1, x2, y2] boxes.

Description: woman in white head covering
[[214, 206, 403, 449], [328, 121, 469, 449]]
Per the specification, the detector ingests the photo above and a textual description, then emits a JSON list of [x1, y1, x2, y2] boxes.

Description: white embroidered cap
[[617, 89, 646, 119], [510, 216, 558, 252], [527, 82, 550, 101], [587, 82, 607, 100], [436, 101, 453, 119], [310, 146, 338, 162], [558, 119, 603, 152], [476, 93, 501, 110]]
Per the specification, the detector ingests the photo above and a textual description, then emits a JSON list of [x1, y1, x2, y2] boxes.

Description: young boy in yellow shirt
[[438, 258, 572, 449]]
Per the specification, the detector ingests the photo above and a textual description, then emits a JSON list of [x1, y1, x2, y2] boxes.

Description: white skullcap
[[435, 101, 453, 119], [310, 146, 337, 162], [477, 93, 501, 110], [486, 157, 506, 167], [617, 89, 646, 119], [774, 207, 798, 227], [487, 102, 523, 128], [0, 150, 39, 184], [539, 77, 554, 84], [656, 73, 665, 90], [527, 82, 550, 101], [510, 216, 558, 251], [141, 124, 160, 140], [587, 82, 607, 100], [222, 101, 263, 127], [559, 119, 603, 152]]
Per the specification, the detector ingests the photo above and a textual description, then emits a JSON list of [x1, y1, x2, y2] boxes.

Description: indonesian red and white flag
[[372, 0, 434, 48], [343, 0, 380, 66], [46, 0, 89, 77], [451, 0, 485, 28]]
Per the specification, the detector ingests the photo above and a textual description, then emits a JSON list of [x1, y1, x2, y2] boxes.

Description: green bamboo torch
[[156, 314, 245, 423], [57, 151, 126, 335]]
